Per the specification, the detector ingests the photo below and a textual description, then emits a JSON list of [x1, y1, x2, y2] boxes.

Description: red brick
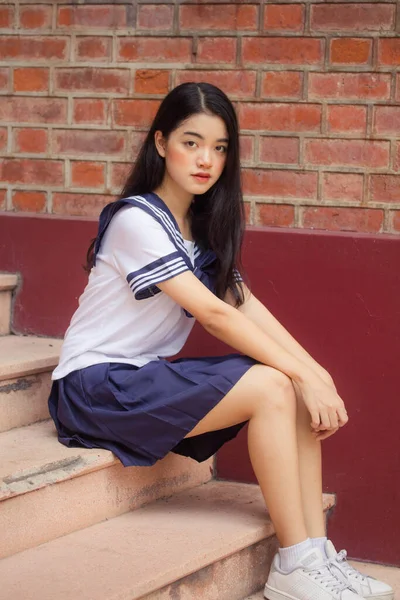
[[239, 103, 321, 132], [392, 210, 400, 232], [255, 203, 295, 227], [242, 169, 317, 199], [0, 158, 63, 185], [52, 192, 113, 217], [176, 70, 256, 97], [0, 128, 7, 151], [264, 4, 304, 32], [259, 137, 299, 165], [395, 75, 400, 102], [0, 97, 67, 124], [244, 202, 251, 224], [180, 5, 258, 31], [239, 136, 254, 162], [110, 162, 131, 191], [113, 99, 160, 127], [242, 37, 323, 65], [309, 73, 390, 101], [261, 71, 303, 100], [378, 39, 400, 66], [370, 175, 400, 203], [71, 161, 105, 189], [0, 37, 67, 61], [330, 38, 372, 65], [373, 106, 400, 135], [75, 37, 112, 61], [393, 142, 400, 172], [326, 105, 367, 134], [14, 67, 49, 92], [322, 173, 363, 203], [197, 38, 237, 64], [0, 68, 8, 90], [129, 132, 147, 160], [14, 128, 48, 153], [12, 191, 46, 212], [310, 4, 394, 32], [135, 70, 169, 95], [0, 6, 13, 28], [118, 37, 192, 63], [305, 140, 389, 168], [20, 6, 52, 29], [303, 207, 383, 233], [0, 189, 6, 210], [55, 68, 129, 94], [138, 5, 173, 30], [73, 99, 107, 125], [54, 130, 126, 157], [58, 6, 127, 28]]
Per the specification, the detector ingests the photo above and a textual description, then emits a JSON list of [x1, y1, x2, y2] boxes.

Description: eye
[[184, 141, 197, 148], [216, 145, 228, 153]]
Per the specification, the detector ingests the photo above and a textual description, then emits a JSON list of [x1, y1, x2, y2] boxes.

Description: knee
[[252, 366, 296, 414]]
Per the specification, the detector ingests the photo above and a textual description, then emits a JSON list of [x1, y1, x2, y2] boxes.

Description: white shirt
[[52, 196, 200, 380]]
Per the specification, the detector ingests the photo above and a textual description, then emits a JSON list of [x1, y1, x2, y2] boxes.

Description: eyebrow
[[183, 131, 229, 143]]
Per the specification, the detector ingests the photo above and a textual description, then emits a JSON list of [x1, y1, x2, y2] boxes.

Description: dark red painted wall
[[1, 213, 399, 565]]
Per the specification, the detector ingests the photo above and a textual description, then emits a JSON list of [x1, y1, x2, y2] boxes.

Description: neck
[[153, 175, 193, 221]]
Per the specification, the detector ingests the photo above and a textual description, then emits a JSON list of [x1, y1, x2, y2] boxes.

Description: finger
[[316, 427, 339, 441], [337, 407, 349, 426], [319, 409, 331, 430], [328, 408, 339, 429], [310, 411, 320, 430]]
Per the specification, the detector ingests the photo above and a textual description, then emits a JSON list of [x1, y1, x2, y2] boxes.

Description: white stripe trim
[[129, 256, 185, 290], [128, 195, 186, 254], [131, 263, 189, 295]]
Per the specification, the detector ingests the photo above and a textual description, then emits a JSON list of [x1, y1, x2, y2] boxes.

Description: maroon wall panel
[[1, 213, 399, 565]]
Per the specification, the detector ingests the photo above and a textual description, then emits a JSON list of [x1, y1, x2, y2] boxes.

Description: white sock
[[311, 536, 328, 558], [278, 538, 313, 572]]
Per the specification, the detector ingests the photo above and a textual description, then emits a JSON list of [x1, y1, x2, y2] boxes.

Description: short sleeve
[[104, 206, 191, 300]]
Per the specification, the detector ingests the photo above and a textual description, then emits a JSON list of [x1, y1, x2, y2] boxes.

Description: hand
[[296, 371, 349, 434]]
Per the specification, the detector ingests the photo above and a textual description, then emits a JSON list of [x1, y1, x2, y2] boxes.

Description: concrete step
[[0, 418, 213, 558], [0, 481, 336, 600], [0, 335, 62, 432], [245, 560, 400, 599], [0, 274, 18, 335]]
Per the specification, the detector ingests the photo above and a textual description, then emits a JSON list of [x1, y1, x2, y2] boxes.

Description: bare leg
[[184, 364, 309, 547], [293, 381, 326, 538]]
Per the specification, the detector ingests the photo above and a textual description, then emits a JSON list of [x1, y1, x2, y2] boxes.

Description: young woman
[[48, 82, 393, 600]]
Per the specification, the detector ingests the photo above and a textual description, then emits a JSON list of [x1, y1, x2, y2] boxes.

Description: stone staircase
[[0, 272, 335, 600]]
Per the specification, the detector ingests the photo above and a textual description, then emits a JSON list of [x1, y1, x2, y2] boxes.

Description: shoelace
[[333, 549, 369, 583], [307, 562, 351, 594]]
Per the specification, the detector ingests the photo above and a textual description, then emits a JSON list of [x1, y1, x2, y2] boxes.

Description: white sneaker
[[325, 540, 394, 600], [264, 546, 365, 600]]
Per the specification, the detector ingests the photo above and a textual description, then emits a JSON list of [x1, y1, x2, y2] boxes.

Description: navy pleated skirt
[[48, 353, 258, 467]]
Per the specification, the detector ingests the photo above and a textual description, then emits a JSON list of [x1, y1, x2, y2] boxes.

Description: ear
[[154, 130, 166, 158]]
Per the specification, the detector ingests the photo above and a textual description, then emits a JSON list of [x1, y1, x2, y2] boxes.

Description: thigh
[[184, 363, 295, 438]]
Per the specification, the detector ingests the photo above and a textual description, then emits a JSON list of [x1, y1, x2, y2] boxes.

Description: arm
[[224, 285, 334, 386], [157, 271, 347, 430]]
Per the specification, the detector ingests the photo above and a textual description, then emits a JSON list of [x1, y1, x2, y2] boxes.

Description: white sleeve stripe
[[128, 256, 187, 290], [130, 263, 189, 295]]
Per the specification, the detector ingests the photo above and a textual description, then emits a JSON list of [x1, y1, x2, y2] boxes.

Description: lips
[[192, 173, 211, 181]]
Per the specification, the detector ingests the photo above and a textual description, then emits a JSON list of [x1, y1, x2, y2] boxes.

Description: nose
[[197, 148, 212, 169]]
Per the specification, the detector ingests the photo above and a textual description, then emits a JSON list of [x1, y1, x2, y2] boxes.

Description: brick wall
[[0, 1, 399, 235]]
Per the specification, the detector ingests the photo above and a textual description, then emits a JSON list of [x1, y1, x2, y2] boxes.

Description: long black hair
[[86, 82, 247, 307]]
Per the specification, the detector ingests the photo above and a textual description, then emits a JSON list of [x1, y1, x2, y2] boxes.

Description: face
[[155, 112, 229, 197]]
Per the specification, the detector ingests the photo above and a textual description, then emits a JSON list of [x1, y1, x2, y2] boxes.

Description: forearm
[[204, 305, 315, 384], [239, 295, 328, 379]]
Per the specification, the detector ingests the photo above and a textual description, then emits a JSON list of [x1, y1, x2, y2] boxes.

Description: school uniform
[[48, 192, 257, 467]]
